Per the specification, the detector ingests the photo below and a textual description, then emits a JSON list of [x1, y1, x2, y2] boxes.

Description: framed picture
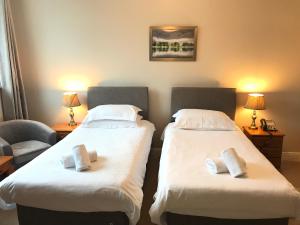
[[149, 26, 198, 61]]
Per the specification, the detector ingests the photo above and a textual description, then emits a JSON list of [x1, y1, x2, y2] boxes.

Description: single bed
[[149, 87, 300, 225], [0, 86, 155, 225]]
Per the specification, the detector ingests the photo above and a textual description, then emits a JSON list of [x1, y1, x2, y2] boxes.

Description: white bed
[[0, 120, 155, 225], [149, 123, 300, 225]]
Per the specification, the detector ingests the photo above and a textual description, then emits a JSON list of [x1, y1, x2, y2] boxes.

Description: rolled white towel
[[221, 148, 246, 177], [88, 150, 98, 162], [61, 150, 98, 168], [72, 144, 91, 172], [206, 158, 228, 174], [61, 154, 75, 168], [206, 157, 246, 174]]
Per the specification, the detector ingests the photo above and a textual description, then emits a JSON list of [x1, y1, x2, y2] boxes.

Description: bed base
[[166, 212, 289, 225], [17, 205, 129, 225]]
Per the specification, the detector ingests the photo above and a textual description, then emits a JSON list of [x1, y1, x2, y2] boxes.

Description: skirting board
[[282, 152, 300, 162]]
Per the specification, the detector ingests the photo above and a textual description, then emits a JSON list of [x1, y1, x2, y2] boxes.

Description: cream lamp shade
[[244, 93, 265, 110], [63, 92, 81, 108], [63, 92, 81, 126], [244, 93, 265, 129]]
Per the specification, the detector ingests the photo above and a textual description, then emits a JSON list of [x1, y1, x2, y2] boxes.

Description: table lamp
[[63, 92, 81, 126], [244, 93, 265, 129]]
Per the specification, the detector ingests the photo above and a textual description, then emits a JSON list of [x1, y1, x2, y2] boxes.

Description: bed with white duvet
[[150, 122, 300, 225], [150, 86, 300, 225], [0, 86, 155, 225], [0, 120, 155, 225]]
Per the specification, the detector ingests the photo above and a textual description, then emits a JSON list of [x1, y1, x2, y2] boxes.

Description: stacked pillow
[[173, 109, 236, 131], [82, 104, 143, 128]]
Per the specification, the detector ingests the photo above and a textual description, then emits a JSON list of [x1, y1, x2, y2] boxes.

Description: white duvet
[[0, 120, 155, 225], [150, 123, 300, 225]]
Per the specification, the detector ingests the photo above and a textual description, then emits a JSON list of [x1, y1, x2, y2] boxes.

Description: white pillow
[[173, 109, 236, 131], [82, 104, 142, 123], [81, 119, 141, 129]]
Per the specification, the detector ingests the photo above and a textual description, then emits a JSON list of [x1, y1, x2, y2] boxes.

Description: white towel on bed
[[221, 147, 246, 177], [88, 150, 98, 162], [206, 156, 246, 174], [205, 158, 228, 174], [61, 149, 98, 168], [72, 144, 91, 171]]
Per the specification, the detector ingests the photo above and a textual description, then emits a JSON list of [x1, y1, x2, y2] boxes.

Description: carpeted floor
[[0, 149, 300, 225]]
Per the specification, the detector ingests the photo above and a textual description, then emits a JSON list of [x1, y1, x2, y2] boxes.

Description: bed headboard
[[171, 87, 236, 120], [87, 86, 149, 119]]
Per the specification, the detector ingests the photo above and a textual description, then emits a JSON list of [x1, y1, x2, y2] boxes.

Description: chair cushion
[[11, 140, 51, 165]]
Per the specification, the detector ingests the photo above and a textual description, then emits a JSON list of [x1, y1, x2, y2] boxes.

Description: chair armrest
[[0, 120, 57, 146], [0, 137, 13, 156], [28, 121, 57, 145]]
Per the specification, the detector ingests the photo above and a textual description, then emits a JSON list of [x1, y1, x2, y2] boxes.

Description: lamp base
[[248, 125, 258, 130], [68, 107, 77, 126], [68, 121, 77, 126], [248, 110, 258, 130]]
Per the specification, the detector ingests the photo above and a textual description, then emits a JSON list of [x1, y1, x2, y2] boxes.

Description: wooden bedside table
[[52, 123, 80, 141], [243, 126, 284, 169], [0, 156, 14, 176]]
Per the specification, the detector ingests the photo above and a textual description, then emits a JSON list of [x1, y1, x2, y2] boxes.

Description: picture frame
[[149, 26, 198, 61]]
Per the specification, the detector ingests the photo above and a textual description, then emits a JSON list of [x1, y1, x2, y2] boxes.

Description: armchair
[[0, 120, 56, 168]]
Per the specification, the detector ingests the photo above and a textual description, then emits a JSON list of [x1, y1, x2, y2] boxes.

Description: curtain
[[0, 88, 3, 121], [0, 0, 28, 120]]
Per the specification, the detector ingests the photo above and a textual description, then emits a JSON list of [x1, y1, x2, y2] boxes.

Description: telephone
[[260, 119, 277, 131]]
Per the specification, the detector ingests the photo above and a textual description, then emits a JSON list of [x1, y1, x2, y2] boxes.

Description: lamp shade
[[244, 93, 265, 110], [63, 92, 81, 108]]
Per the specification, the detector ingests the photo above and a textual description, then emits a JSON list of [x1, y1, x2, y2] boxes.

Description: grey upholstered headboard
[[87, 86, 149, 119], [171, 87, 236, 120]]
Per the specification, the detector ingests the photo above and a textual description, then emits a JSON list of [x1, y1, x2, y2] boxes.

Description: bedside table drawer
[[251, 136, 283, 148], [267, 157, 282, 169], [52, 123, 80, 141], [259, 147, 282, 158], [57, 132, 70, 141], [243, 127, 284, 170], [59, 131, 70, 137]]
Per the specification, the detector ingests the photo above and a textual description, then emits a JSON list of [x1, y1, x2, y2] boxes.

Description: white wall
[[10, 0, 300, 149]]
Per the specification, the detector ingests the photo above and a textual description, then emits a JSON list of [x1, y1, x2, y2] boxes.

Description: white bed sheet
[[150, 123, 300, 225], [0, 120, 155, 225]]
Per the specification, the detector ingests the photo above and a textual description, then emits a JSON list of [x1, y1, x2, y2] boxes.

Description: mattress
[[0, 120, 155, 225], [149, 123, 300, 225]]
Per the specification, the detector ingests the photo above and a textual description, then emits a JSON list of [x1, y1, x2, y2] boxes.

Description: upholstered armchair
[[0, 120, 56, 168]]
